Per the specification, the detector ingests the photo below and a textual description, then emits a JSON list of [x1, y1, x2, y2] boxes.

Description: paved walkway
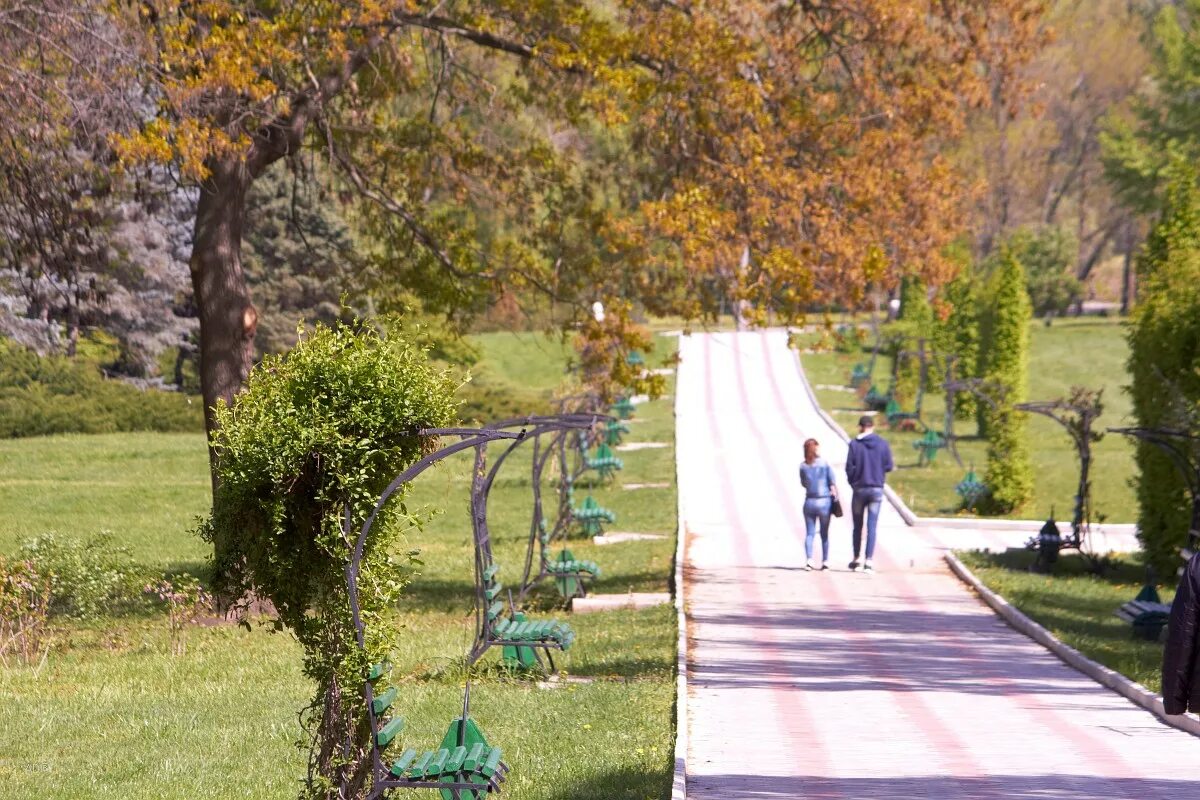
[[676, 330, 1199, 800]]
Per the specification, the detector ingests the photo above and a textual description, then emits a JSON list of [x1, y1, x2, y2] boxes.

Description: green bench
[[603, 419, 630, 447], [366, 664, 508, 798], [582, 443, 623, 480], [849, 362, 870, 390], [545, 548, 600, 600], [955, 470, 987, 511], [912, 429, 946, 466], [626, 350, 645, 368], [885, 398, 920, 431], [1115, 585, 1172, 641], [863, 384, 890, 411], [482, 565, 575, 671], [611, 396, 635, 420], [571, 492, 616, 537]]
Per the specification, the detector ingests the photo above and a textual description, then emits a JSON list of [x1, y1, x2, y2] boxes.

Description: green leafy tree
[[980, 248, 1034, 513], [198, 321, 457, 799], [1127, 169, 1200, 578], [1004, 226, 1082, 315], [1102, 1, 1200, 214]]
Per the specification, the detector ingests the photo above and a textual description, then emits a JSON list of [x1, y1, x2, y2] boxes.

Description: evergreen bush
[[198, 320, 457, 798], [1127, 171, 1200, 578], [887, 276, 934, 406], [937, 274, 980, 421], [979, 248, 1034, 513]]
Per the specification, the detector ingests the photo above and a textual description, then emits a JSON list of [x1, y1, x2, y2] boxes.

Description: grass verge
[[956, 549, 1171, 693]]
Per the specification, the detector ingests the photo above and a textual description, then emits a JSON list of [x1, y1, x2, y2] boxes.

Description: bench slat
[[372, 686, 397, 715], [376, 716, 406, 748], [389, 748, 419, 777], [481, 747, 503, 778], [463, 743, 485, 771]]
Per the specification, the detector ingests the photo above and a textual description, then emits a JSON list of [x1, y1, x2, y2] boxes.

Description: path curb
[[945, 551, 1200, 738], [671, 367, 688, 800], [789, 343, 919, 525]]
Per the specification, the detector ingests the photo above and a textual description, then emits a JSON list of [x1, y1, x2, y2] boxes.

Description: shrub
[[936, 274, 981, 422], [198, 320, 457, 799], [889, 276, 934, 405], [979, 247, 1034, 513], [1127, 169, 1200, 579], [144, 575, 211, 655], [0, 340, 203, 437], [0, 556, 52, 665], [19, 531, 142, 619]]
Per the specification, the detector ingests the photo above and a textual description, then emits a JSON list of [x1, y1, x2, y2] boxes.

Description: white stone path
[[676, 330, 1199, 800]]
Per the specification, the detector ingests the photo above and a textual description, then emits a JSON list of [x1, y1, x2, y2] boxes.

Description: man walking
[[845, 415, 893, 573]]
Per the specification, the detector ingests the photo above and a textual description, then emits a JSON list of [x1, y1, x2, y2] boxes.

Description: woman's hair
[[803, 438, 819, 464]]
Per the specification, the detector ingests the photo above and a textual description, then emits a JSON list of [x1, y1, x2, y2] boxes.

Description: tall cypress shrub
[[1128, 171, 1200, 578], [936, 274, 980, 421], [980, 248, 1033, 513]]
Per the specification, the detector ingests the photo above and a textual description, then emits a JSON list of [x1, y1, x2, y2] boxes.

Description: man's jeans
[[851, 487, 884, 561]]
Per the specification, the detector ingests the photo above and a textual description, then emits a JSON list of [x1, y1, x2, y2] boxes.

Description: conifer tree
[[1127, 169, 1200, 577], [981, 249, 1034, 513], [891, 276, 934, 406], [938, 275, 981, 421]]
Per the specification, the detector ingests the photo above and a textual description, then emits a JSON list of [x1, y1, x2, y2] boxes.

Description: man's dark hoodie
[[846, 432, 894, 490]]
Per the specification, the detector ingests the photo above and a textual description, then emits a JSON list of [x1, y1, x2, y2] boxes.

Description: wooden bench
[[365, 664, 508, 799], [603, 419, 630, 447], [863, 384, 890, 411], [545, 548, 600, 600], [611, 396, 635, 420], [582, 443, 623, 480], [885, 398, 920, 431], [912, 429, 946, 466], [570, 492, 616, 537], [626, 350, 645, 368], [481, 565, 576, 672], [1115, 600, 1172, 640], [849, 362, 871, 391]]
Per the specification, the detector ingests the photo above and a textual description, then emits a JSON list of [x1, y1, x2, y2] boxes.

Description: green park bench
[[603, 418, 629, 447], [955, 470, 987, 511], [570, 492, 616, 537], [534, 519, 601, 599], [365, 664, 508, 799], [863, 384, 890, 411], [885, 398, 920, 431], [582, 442, 623, 480], [912, 429, 946, 466], [849, 362, 871, 390], [611, 395, 635, 420], [626, 350, 645, 368], [1115, 585, 1172, 641], [481, 564, 576, 671]]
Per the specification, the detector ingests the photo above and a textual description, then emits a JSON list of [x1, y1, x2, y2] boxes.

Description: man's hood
[[856, 432, 885, 449]]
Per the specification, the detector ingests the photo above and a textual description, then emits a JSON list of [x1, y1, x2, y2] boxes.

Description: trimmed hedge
[[0, 340, 203, 437]]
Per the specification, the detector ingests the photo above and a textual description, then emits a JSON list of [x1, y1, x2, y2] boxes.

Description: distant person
[[845, 415, 893, 573], [799, 438, 839, 571]]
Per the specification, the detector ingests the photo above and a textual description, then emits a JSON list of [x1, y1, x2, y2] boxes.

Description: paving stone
[[593, 531, 666, 545], [571, 592, 671, 613], [676, 329, 1200, 799]]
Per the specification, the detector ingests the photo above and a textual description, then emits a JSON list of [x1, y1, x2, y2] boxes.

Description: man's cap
[[858, 415, 875, 428]]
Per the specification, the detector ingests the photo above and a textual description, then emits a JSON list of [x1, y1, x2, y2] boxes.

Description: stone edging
[[945, 551, 1200, 738], [788, 343, 919, 525], [671, 372, 689, 800]]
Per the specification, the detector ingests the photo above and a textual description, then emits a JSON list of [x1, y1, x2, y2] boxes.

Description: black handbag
[[830, 496, 843, 518]]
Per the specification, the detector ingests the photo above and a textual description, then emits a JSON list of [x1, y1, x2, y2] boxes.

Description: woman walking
[[799, 438, 839, 570]]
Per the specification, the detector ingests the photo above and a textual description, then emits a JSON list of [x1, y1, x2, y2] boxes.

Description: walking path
[[676, 330, 1199, 800]]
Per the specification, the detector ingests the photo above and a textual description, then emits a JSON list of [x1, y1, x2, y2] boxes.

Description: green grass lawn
[[799, 316, 1137, 521], [957, 550, 1171, 693], [0, 330, 679, 800]]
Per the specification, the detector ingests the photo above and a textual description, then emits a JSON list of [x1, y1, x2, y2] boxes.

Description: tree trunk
[[189, 158, 257, 490]]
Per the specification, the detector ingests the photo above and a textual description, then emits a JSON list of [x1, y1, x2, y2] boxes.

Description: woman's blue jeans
[[803, 496, 832, 561], [851, 487, 884, 560]]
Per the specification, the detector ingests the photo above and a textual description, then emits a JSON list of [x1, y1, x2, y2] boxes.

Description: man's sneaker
[[863, 561, 875, 574], [820, 562, 831, 571], [804, 560, 816, 571], [848, 559, 860, 571]]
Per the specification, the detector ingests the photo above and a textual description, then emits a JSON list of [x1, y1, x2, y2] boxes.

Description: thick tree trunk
[[189, 158, 257, 490]]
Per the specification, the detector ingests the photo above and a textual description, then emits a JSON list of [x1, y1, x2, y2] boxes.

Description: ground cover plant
[[957, 549, 1174, 693], [0, 329, 679, 800], [799, 316, 1138, 521]]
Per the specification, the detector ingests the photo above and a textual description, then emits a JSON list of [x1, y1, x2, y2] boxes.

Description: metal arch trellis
[[1015, 390, 1104, 552], [1108, 426, 1200, 562], [342, 414, 601, 797]]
